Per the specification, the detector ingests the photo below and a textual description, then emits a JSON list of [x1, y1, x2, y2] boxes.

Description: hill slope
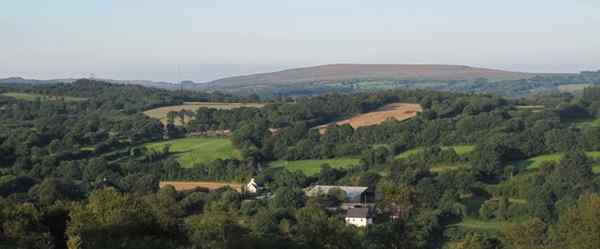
[[203, 64, 532, 88]]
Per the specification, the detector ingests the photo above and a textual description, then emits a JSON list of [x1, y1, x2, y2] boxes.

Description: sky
[[1, 0, 599, 82]]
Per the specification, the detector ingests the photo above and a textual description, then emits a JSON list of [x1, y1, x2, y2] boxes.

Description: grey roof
[[305, 185, 368, 199], [346, 208, 371, 218]]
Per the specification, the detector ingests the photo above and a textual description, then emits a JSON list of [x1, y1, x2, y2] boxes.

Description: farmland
[[269, 158, 361, 176], [159, 181, 241, 192], [514, 151, 600, 171], [394, 145, 474, 159], [1, 92, 87, 102], [144, 137, 240, 168], [572, 116, 600, 128], [316, 102, 422, 133], [451, 218, 511, 233], [143, 102, 265, 125]]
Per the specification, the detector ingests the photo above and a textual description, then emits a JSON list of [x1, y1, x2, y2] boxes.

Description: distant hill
[[203, 64, 533, 87], [0, 77, 179, 90], [197, 64, 535, 95]]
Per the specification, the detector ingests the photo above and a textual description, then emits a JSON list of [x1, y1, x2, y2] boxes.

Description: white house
[[246, 178, 259, 193], [345, 207, 373, 227]]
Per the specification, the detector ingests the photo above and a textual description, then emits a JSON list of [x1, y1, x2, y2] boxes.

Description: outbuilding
[[344, 207, 373, 227]]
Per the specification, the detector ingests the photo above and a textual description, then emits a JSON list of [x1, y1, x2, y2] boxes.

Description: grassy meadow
[[394, 145, 475, 160], [514, 151, 600, 171], [270, 158, 361, 176], [144, 137, 240, 168]]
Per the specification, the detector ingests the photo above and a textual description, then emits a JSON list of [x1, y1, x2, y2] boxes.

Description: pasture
[[452, 218, 511, 232], [1, 92, 87, 102], [159, 181, 241, 192], [316, 103, 422, 134], [572, 116, 600, 128], [514, 151, 600, 171], [144, 137, 240, 168], [143, 102, 265, 125], [269, 158, 361, 176], [394, 145, 474, 160]]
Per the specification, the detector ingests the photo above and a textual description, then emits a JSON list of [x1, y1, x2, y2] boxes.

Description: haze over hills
[[3, 64, 599, 97], [0, 77, 180, 90]]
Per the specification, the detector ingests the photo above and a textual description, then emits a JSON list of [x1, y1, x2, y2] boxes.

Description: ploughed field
[[316, 103, 422, 133], [143, 102, 265, 125], [159, 181, 242, 192], [144, 137, 241, 168]]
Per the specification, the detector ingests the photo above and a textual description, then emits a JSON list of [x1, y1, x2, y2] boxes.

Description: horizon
[[1, 63, 593, 84], [3, 0, 599, 82]]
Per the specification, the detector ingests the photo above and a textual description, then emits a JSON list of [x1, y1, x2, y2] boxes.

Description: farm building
[[345, 207, 373, 227], [305, 185, 368, 203], [245, 178, 260, 193]]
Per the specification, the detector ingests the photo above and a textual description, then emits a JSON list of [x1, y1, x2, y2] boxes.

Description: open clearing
[[145, 137, 240, 168], [270, 158, 360, 176], [143, 102, 265, 125], [1, 92, 87, 102], [452, 218, 511, 232], [160, 181, 241, 192], [557, 83, 590, 93], [514, 151, 600, 172], [394, 145, 474, 160], [316, 103, 422, 133], [571, 116, 600, 128]]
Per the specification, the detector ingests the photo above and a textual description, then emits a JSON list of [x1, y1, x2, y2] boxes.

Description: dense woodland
[[1, 79, 600, 249]]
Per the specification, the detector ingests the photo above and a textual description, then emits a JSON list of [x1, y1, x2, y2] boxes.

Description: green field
[[430, 164, 467, 173], [145, 137, 240, 168], [515, 151, 600, 171], [1, 92, 87, 102], [394, 145, 474, 159], [270, 158, 361, 176], [572, 116, 600, 128], [453, 218, 511, 232]]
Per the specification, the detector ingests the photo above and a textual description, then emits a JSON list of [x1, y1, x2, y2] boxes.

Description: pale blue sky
[[2, 0, 599, 82]]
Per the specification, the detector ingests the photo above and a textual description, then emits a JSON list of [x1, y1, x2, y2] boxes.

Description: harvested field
[[159, 181, 242, 192], [143, 102, 265, 125], [316, 103, 422, 133]]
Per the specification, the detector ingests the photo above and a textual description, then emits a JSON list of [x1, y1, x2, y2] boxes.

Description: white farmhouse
[[246, 178, 259, 193], [345, 207, 373, 227]]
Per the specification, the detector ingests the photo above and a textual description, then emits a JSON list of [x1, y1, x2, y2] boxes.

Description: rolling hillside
[[198, 64, 535, 96], [203, 64, 532, 87]]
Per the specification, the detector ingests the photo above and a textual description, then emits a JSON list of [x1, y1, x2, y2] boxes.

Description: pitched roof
[[305, 185, 368, 199], [346, 208, 371, 218]]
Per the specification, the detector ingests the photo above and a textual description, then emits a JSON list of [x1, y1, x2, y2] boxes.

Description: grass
[[270, 158, 361, 176], [514, 151, 600, 170], [430, 164, 467, 173], [1, 92, 87, 102], [394, 145, 474, 159], [144, 137, 240, 168], [557, 83, 590, 93], [452, 145, 475, 155], [453, 218, 511, 232], [572, 116, 600, 128]]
